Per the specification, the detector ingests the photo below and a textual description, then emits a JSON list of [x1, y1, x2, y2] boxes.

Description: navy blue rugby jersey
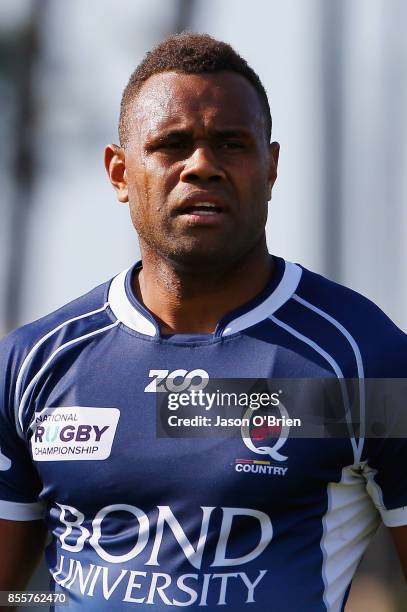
[[0, 255, 406, 611]]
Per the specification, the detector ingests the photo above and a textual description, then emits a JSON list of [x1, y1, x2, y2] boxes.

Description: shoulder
[[0, 276, 115, 417], [293, 263, 406, 375], [295, 263, 404, 336], [1, 277, 112, 354]]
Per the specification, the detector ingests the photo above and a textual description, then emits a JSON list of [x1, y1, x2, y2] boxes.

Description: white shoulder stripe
[[269, 314, 358, 462], [17, 320, 120, 438], [0, 499, 46, 521], [293, 294, 365, 462], [14, 302, 110, 428], [222, 262, 302, 336]]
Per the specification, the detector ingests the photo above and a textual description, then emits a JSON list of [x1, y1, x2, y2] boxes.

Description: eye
[[162, 141, 184, 149], [158, 138, 189, 151], [219, 140, 245, 150]]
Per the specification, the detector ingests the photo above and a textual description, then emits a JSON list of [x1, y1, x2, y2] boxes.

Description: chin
[[166, 243, 236, 270]]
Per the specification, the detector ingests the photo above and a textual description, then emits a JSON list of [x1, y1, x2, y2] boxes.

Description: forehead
[[129, 70, 265, 137]]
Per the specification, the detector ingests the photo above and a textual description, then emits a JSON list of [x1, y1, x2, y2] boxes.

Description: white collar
[[108, 260, 302, 337]]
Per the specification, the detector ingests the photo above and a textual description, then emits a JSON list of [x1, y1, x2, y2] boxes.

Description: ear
[[267, 141, 280, 201], [104, 144, 128, 203]]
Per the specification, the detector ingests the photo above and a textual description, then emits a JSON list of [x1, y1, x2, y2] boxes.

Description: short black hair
[[119, 32, 272, 147]]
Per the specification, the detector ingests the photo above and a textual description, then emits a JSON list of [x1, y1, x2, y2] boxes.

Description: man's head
[[118, 33, 272, 148], [105, 33, 279, 271]]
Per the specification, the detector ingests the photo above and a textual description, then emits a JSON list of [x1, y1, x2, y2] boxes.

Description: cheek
[[239, 167, 269, 204], [124, 157, 145, 202], [127, 171, 172, 235], [129, 161, 177, 213]]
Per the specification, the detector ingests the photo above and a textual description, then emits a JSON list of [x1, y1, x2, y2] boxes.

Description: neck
[[133, 238, 274, 334]]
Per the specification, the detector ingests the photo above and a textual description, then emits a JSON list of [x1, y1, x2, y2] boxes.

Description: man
[[0, 33, 405, 611]]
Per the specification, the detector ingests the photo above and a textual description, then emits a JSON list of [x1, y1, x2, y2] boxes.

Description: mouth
[[172, 194, 230, 227], [178, 202, 224, 217]]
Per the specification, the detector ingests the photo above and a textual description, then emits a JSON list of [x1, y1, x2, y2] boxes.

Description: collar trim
[[108, 261, 302, 338], [221, 261, 302, 336], [108, 268, 157, 336]]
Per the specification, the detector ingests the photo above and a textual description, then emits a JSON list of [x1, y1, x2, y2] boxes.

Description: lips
[[173, 194, 228, 217], [180, 202, 223, 216]]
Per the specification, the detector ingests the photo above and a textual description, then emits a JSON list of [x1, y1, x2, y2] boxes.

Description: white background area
[[0, 0, 406, 333]]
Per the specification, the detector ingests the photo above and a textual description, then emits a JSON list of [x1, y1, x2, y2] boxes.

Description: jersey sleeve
[[362, 376, 407, 527], [362, 438, 407, 527], [0, 332, 45, 521]]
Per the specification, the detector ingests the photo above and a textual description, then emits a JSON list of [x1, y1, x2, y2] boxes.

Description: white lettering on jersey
[[56, 503, 272, 568], [146, 505, 214, 569], [52, 555, 268, 606], [144, 369, 209, 393], [57, 503, 90, 552], [211, 508, 273, 567], [90, 504, 150, 564]]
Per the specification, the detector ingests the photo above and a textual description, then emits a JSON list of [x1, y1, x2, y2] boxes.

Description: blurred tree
[[173, 0, 196, 33], [4, 0, 42, 332]]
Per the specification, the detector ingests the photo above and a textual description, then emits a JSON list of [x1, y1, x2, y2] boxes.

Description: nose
[[180, 145, 226, 183]]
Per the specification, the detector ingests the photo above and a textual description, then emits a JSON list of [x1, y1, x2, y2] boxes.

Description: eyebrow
[[146, 127, 252, 143], [209, 128, 252, 138]]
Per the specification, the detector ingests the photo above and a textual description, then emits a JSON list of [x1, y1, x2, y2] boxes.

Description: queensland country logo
[[235, 401, 291, 477]]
